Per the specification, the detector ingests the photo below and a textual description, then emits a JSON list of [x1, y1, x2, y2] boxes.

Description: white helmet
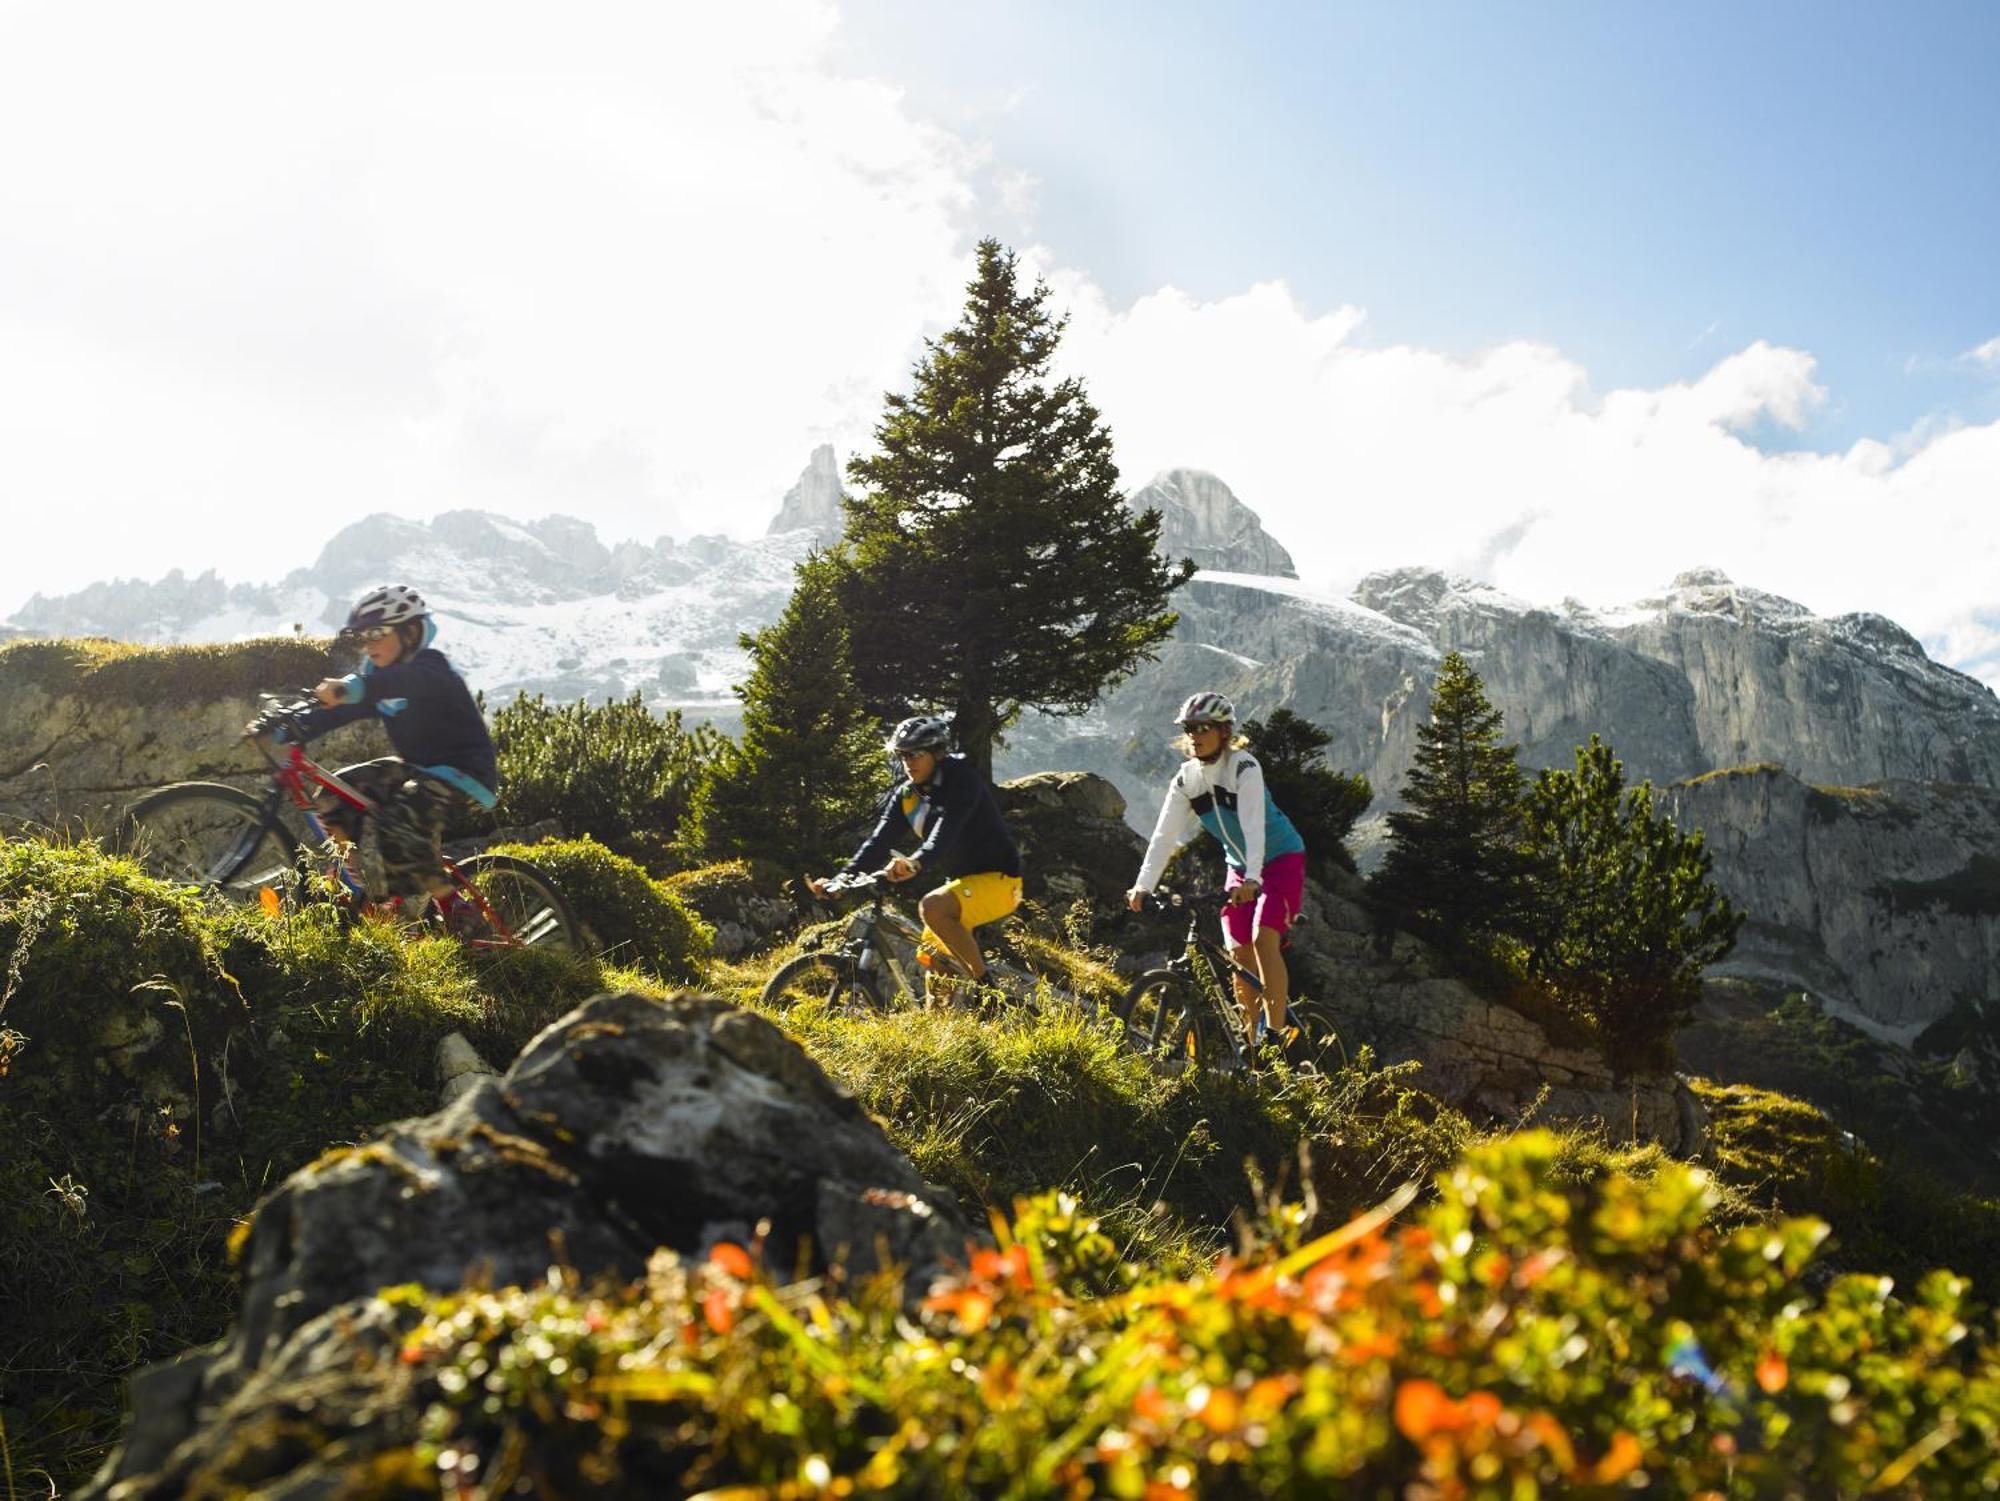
[[342, 585, 429, 638], [1175, 691, 1235, 728]]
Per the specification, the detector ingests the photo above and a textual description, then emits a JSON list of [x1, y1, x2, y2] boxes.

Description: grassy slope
[[4, 830, 1997, 1494]]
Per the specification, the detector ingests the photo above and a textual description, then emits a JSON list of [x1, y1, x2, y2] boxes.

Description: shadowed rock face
[[85, 992, 970, 1499], [1667, 767, 2000, 1034]]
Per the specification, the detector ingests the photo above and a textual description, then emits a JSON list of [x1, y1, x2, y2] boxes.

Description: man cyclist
[[810, 715, 1022, 997]]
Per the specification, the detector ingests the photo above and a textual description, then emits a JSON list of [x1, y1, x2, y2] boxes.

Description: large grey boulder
[[86, 991, 970, 1498]]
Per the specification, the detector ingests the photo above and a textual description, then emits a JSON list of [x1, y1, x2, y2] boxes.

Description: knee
[[919, 891, 958, 926]]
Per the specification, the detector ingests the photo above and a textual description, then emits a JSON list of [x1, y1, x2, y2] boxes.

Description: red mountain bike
[[120, 695, 578, 952]]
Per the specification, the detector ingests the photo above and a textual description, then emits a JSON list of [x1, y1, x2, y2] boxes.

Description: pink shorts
[[1221, 851, 1305, 948]]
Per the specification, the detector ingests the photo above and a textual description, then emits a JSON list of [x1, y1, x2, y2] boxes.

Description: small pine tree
[[835, 238, 1192, 776], [686, 554, 886, 869], [1241, 708, 1373, 874], [1370, 652, 1530, 943], [1517, 735, 1743, 1073]]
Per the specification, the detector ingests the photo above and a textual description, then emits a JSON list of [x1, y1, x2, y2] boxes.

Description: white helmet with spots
[[341, 585, 429, 639], [1175, 691, 1236, 728]]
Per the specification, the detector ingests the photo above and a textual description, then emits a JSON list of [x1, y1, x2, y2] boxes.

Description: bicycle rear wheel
[[761, 952, 885, 1015], [121, 782, 301, 900], [454, 852, 579, 952], [1114, 968, 1203, 1064]]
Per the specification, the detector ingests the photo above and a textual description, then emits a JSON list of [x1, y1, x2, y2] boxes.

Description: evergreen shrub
[[490, 837, 712, 984], [490, 692, 722, 852], [1242, 707, 1372, 873]]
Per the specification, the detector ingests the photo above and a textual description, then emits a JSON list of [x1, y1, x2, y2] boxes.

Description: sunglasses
[[1179, 721, 1224, 734], [894, 749, 931, 762], [351, 624, 398, 644]]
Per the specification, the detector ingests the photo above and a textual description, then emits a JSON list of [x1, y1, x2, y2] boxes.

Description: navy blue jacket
[[842, 753, 1021, 882], [286, 640, 499, 806]]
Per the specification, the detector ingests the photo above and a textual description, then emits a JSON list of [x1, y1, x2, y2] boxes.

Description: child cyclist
[[1127, 692, 1307, 1046], [255, 585, 499, 923], [810, 714, 1022, 999]]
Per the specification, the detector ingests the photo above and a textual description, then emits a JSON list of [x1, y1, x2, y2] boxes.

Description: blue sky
[[836, 0, 2000, 451], [0, 1, 1995, 680]]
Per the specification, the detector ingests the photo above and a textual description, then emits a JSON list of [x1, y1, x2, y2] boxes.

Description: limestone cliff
[[1667, 765, 2000, 1035]]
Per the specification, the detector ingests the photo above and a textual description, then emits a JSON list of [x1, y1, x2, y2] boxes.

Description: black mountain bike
[[760, 870, 1047, 1015], [1114, 889, 1313, 1072]]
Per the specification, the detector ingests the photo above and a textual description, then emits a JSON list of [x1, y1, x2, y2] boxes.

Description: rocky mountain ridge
[[12, 464, 1998, 1039]]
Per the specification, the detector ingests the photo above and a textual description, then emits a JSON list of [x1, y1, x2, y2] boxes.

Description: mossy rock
[[490, 836, 713, 983], [0, 636, 338, 708]]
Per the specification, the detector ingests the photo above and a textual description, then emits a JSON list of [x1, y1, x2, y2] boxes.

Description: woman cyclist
[[1127, 692, 1307, 1045]]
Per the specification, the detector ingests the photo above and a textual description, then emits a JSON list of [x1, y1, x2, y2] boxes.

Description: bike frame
[[245, 729, 511, 939], [818, 877, 926, 1003], [1143, 891, 1276, 1064]]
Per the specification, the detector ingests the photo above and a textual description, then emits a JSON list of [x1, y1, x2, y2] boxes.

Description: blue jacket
[[285, 621, 499, 806], [842, 753, 1021, 882]]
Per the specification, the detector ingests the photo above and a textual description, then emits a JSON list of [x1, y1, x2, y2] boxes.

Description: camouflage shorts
[[316, 758, 470, 900]]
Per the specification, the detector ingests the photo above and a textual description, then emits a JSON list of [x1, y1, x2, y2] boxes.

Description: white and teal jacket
[[1135, 750, 1305, 890]]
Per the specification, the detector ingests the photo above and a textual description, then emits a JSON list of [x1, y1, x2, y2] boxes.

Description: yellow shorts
[[919, 871, 1023, 953]]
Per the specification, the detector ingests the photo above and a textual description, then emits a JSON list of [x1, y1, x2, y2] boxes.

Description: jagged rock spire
[[767, 444, 846, 542], [1126, 469, 1297, 578]]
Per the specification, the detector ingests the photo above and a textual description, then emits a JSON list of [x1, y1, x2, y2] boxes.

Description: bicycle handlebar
[[1144, 888, 1237, 911]]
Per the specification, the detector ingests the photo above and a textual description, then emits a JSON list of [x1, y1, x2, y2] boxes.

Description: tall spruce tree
[[687, 554, 885, 869], [1517, 735, 1743, 1072], [1369, 651, 1530, 942], [835, 238, 1193, 776]]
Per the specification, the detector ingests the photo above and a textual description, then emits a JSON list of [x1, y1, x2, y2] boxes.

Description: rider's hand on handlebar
[[1228, 879, 1262, 906], [883, 855, 919, 884], [1127, 887, 1148, 913], [312, 678, 346, 707], [805, 875, 831, 901]]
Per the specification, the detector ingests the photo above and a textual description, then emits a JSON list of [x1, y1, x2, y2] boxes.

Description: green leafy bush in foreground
[[324, 1133, 1999, 1498], [489, 836, 712, 984]]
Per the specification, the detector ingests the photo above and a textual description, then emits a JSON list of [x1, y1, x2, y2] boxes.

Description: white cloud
[[0, 0, 976, 605], [1056, 281, 2000, 688], [1, 1, 1996, 696], [1965, 335, 2000, 372]]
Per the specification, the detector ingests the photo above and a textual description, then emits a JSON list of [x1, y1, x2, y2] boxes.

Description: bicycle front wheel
[[1114, 968, 1203, 1064], [455, 852, 579, 952], [121, 782, 300, 900], [760, 952, 884, 1015]]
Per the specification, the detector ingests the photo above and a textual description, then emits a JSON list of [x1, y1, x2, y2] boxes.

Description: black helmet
[[887, 714, 954, 755]]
